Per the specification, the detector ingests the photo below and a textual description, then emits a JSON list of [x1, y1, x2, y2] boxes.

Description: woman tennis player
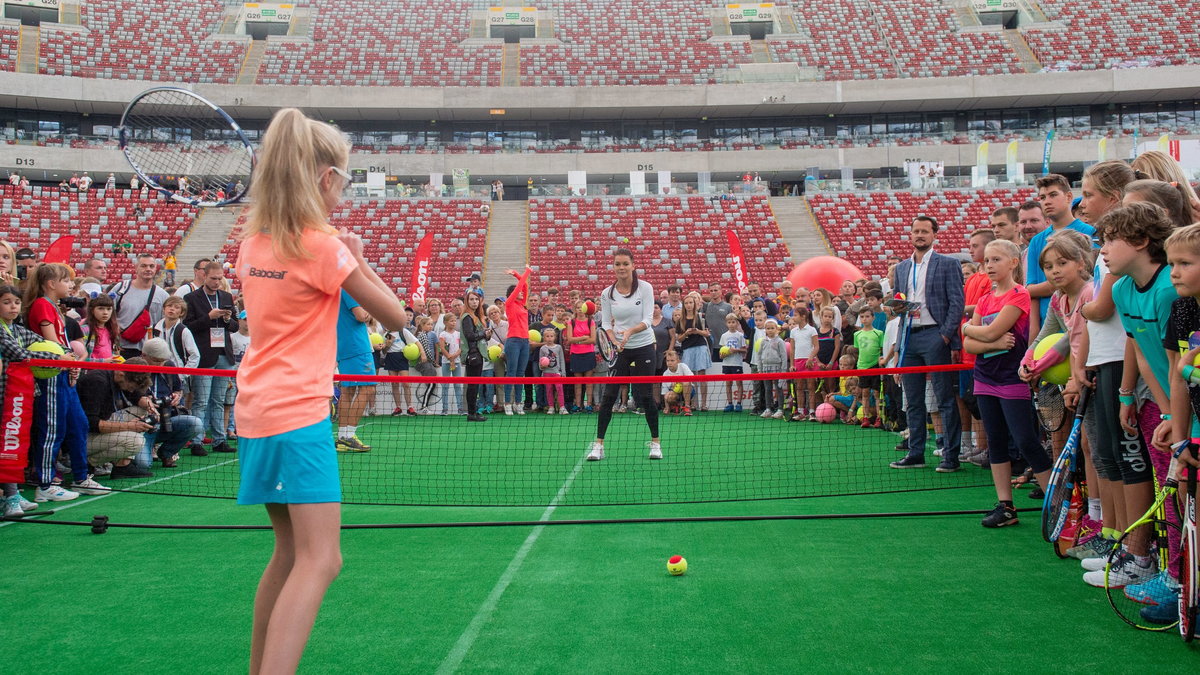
[[589, 248, 662, 461], [235, 108, 406, 674]]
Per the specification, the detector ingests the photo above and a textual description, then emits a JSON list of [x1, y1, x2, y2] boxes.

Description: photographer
[[139, 338, 204, 468], [76, 357, 156, 479]]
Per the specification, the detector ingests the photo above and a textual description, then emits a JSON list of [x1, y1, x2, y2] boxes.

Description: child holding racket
[[234, 108, 406, 674], [963, 239, 1051, 527]]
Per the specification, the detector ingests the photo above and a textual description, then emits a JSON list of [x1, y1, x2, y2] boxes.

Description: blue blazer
[[894, 252, 965, 350]]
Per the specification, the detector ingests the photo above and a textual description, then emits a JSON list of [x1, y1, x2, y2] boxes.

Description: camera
[[60, 296, 86, 310], [149, 396, 177, 433]]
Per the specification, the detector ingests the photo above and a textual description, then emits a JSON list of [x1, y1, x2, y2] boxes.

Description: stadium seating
[[257, 0, 501, 86], [219, 200, 489, 295], [768, 1, 897, 80], [807, 188, 1036, 279], [1023, 0, 1200, 71], [39, 0, 245, 82], [0, 186, 198, 280], [872, 1, 1021, 78], [528, 196, 791, 295], [0, 23, 18, 73], [521, 0, 753, 86]]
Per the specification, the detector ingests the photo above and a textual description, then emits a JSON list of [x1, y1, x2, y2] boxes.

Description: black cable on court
[[2, 508, 1045, 534]]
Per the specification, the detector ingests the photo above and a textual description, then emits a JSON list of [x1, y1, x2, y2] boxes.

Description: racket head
[[1041, 440, 1076, 543], [1106, 517, 1181, 631], [596, 329, 618, 369], [1035, 383, 1066, 434], [119, 87, 254, 208], [1181, 464, 1198, 642]]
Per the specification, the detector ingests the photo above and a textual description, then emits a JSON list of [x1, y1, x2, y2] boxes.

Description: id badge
[[210, 327, 226, 348]]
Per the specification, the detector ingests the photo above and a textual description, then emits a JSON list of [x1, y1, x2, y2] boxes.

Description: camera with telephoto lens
[[59, 296, 86, 311], [149, 396, 177, 433]]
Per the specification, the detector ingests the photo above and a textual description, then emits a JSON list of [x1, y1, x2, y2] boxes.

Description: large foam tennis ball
[[369, 332, 385, 348], [540, 356, 550, 368], [667, 555, 687, 576], [579, 300, 596, 316], [488, 344, 503, 362], [673, 383, 683, 394], [28, 340, 64, 379], [528, 329, 542, 343], [402, 343, 420, 361], [719, 346, 731, 358], [1032, 333, 1070, 385], [754, 339, 763, 352], [1189, 331, 1200, 364], [786, 257, 865, 299]]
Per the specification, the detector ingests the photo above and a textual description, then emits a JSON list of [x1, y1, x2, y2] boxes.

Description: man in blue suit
[[890, 216, 965, 472]]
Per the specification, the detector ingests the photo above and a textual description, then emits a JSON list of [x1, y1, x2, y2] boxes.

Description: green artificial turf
[[2, 413, 1196, 672]]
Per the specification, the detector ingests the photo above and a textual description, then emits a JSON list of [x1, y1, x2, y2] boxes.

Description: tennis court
[[2, 413, 1195, 672]]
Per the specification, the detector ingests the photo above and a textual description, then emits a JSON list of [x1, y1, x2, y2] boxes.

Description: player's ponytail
[[242, 108, 349, 261]]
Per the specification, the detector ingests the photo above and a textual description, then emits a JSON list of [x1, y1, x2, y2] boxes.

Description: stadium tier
[[9, 0, 1199, 86], [529, 196, 790, 294], [219, 199, 489, 294], [808, 188, 1036, 280], [0, 185, 196, 279], [38, 1, 245, 82]]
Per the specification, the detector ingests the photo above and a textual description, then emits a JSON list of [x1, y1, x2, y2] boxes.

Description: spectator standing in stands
[[184, 261, 238, 454], [112, 253, 168, 358], [7, 171, 18, 186], [173, 258, 212, 297], [1025, 175, 1093, 336], [105, 173, 116, 191], [163, 253, 177, 286], [890, 216, 965, 472], [491, 179, 504, 201], [78, 174, 91, 191], [69, 173, 79, 190], [130, 176, 139, 191]]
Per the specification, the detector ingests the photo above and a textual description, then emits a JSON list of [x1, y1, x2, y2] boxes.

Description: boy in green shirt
[[853, 307, 885, 428]]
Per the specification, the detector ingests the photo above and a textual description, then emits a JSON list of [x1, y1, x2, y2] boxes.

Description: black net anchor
[[90, 515, 110, 535]]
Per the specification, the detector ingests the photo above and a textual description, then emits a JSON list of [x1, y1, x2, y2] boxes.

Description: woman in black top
[[459, 292, 490, 422]]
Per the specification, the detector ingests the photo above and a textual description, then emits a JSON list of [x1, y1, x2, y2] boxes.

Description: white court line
[[435, 453, 588, 675], [0, 459, 239, 529]]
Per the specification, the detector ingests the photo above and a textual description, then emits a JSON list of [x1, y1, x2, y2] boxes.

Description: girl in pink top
[[234, 108, 406, 675]]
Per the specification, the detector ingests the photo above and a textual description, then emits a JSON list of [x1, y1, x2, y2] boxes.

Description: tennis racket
[[119, 87, 255, 207], [1042, 384, 1091, 543], [1180, 458, 1198, 642], [1033, 383, 1067, 435], [1105, 457, 1181, 631], [596, 328, 619, 370]]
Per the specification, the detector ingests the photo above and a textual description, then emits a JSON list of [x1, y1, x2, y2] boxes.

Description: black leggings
[[596, 343, 659, 440], [464, 359, 482, 414]]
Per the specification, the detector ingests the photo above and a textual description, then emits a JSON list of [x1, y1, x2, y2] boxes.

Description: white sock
[[338, 425, 355, 439], [1088, 498, 1102, 522]]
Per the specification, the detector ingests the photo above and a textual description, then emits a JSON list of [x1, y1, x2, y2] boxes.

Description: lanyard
[[206, 292, 220, 311]]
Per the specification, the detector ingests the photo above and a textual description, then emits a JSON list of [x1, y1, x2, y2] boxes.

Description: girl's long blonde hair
[[241, 108, 350, 261]]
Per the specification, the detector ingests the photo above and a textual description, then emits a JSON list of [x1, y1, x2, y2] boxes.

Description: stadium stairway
[[16, 25, 37, 74], [482, 200, 527, 298], [768, 196, 831, 265], [172, 205, 243, 275], [1003, 28, 1042, 73], [237, 40, 266, 85]]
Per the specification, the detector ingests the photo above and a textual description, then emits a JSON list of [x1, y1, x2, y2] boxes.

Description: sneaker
[[791, 414, 805, 422], [872, 418, 882, 429], [17, 496, 36, 512], [586, 442, 605, 461], [505, 404, 514, 416], [647, 441, 663, 460], [760, 410, 772, 419], [1083, 551, 1153, 588], [724, 404, 734, 413], [616, 404, 627, 413], [211, 441, 236, 453], [1082, 543, 1122, 570], [584, 405, 594, 413], [934, 447, 943, 458], [769, 410, 781, 419], [734, 403, 742, 412], [560, 407, 569, 415], [1124, 570, 1181, 606], [1064, 519, 1102, 558], [1028, 487, 1045, 500], [1141, 597, 1184, 625], [634, 407, 645, 415], [530, 404, 539, 412], [335, 436, 371, 453], [391, 407, 403, 416], [71, 476, 110, 496], [93, 462, 113, 477], [110, 463, 153, 479], [188, 442, 209, 457], [860, 418, 871, 428], [407, 407, 418, 416], [516, 406, 526, 415], [1076, 535, 1117, 561], [981, 503, 1019, 528], [889, 455, 926, 469], [3, 495, 23, 518], [934, 462, 960, 473], [34, 485, 79, 502]]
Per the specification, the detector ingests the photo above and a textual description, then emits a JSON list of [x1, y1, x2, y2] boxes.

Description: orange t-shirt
[[234, 228, 357, 438]]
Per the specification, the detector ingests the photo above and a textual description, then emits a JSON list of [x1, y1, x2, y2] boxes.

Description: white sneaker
[[559, 407, 569, 415], [17, 496, 36, 512], [516, 406, 526, 415], [586, 442, 605, 461], [1083, 552, 1154, 588], [3, 495, 23, 518], [616, 404, 627, 413], [35, 485, 79, 502], [71, 476, 110, 496], [505, 404, 514, 416], [647, 441, 663, 460], [771, 410, 784, 419], [760, 410, 772, 419], [1082, 553, 1114, 572], [531, 404, 539, 412]]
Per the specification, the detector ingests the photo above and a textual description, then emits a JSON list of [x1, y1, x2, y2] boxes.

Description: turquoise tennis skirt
[[237, 417, 341, 505]]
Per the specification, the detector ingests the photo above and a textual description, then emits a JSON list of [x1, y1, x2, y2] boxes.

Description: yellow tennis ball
[[667, 555, 687, 576], [754, 339, 762, 352], [528, 329, 542, 343], [1032, 332, 1070, 385], [673, 383, 683, 394], [719, 346, 731, 358], [28, 340, 64, 379], [402, 343, 420, 361], [369, 332, 384, 348], [488, 344, 503, 362]]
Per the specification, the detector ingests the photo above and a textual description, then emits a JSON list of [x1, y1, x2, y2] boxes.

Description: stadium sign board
[[727, 3, 775, 23], [971, 0, 1019, 12], [488, 7, 536, 25], [4, 0, 59, 9], [244, 3, 293, 23]]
